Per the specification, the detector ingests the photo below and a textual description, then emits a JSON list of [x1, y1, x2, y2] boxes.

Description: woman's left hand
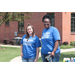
[[50, 51, 55, 57], [34, 59, 38, 62]]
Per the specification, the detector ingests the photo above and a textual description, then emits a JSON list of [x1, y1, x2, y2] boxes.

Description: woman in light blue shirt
[[20, 24, 41, 62], [41, 14, 61, 62]]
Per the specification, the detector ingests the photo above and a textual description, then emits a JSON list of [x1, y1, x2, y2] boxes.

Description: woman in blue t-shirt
[[41, 14, 61, 62], [20, 24, 41, 62]]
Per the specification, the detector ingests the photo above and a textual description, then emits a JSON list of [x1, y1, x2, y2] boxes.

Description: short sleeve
[[53, 28, 61, 42], [35, 36, 41, 48]]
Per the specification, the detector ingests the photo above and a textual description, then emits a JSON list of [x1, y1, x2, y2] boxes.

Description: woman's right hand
[[21, 53, 23, 57]]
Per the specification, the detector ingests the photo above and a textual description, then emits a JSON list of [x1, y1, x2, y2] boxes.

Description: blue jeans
[[41, 51, 60, 62], [22, 57, 36, 62]]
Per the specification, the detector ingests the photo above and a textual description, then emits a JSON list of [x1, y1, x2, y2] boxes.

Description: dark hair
[[42, 14, 51, 23], [26, 23, 35, 38]]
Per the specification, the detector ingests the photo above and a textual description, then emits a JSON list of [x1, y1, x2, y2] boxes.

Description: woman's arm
[[50, 40, 59, 57], [34, 47, 39, 62], [21, 44, 23, 57]]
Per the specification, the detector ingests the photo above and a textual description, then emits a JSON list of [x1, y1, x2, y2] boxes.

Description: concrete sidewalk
[[1, 44, 20, 48], [60, 48, 75, 53], [1, 44, 75, 62]]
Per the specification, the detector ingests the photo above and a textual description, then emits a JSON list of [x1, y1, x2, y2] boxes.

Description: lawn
[[0, 46, 20, 62], [60, 45, 75, 49], [0, 45, 75, 62]]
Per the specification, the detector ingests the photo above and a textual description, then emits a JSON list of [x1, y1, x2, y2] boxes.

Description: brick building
[[0, 12, 75, 44]]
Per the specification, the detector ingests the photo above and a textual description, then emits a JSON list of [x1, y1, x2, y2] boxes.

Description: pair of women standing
[[20, 14, 61, 62]]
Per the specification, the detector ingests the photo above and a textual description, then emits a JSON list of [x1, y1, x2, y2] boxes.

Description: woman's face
[[27, 26, 33, 35], [43, 18, 51, 29]]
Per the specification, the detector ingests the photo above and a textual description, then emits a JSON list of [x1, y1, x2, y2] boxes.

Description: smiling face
[[27, 26, 33, 36], [43, 18, 51, 29]]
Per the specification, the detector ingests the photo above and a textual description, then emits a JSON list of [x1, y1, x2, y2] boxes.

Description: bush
[[70, 41, 75, 46], [10, 40, 15, 45], [63, 42, 69, 45]]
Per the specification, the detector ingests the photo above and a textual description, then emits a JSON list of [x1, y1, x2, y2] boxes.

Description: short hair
[[42, 14, 51, 23]]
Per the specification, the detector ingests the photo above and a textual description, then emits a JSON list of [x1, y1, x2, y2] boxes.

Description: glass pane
[[74, 29, 75, 31], [47, 13, 54, 26], [51, 18, 54, 26], [71, 24, 73, 28], [71, 29, 73, 32], [22, 27, 24, 31], [74, 22, 75, 25], [5, 21, 9, 26], [47, 13, 54, 18], [18, 21, 24, 32], [71, 18, 73, 21], [71, 13, 75, 17], [19, 25, 21, 31], [71, 22, 73, 25], [74, 18, 75, 21], [74, 25, 75, 28]]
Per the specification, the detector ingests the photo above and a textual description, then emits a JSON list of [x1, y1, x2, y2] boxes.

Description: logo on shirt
[[23, 38, 34, 46], [42, 32, 50, 39]]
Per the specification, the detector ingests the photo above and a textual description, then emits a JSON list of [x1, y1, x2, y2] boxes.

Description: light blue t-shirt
[[20, 34, 41, 58], [41, 26, 61, 54]]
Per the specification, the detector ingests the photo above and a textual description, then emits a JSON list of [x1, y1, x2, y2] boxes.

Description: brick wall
[[62, 12, 71, 44], [0, 12, 75, 44], [0, 24, 5, 42], [0, 12, 62, 43]]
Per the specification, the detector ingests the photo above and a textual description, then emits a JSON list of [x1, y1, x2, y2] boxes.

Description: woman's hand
[[34, 59, 38, 62], [50, 41, 59, 57], [34, 47, 39, 62], [21, 53, 23, 57], [50, 51, 55, 57]]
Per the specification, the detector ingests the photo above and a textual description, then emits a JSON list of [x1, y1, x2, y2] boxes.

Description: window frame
[[71, 13, 75, 33], [18, 21, 24, 32], [47, 13, 55, 27], [18, 14, 24, 32], [5, 21, 9, 26]]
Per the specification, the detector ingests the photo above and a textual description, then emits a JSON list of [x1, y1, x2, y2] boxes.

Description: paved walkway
[[1, 44, 75, 62]]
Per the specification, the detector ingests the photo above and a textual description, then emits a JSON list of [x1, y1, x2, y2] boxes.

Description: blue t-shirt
[[20, 34, 41, 58], [41, 26, 61, 54]]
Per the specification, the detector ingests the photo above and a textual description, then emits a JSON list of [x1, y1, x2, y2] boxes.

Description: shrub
[[10, 40, 15, 45], [3, 40, 7, 44], [63, 42, 69, 45], [70, 41, 75, 46]]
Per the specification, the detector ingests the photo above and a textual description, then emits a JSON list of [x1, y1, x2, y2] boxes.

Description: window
[[47, 13, 55, 27], [5, 21, 9, 26], [18, 21, 24, 32], [18, 14, 24, 32], [71, 13, 75, 32]]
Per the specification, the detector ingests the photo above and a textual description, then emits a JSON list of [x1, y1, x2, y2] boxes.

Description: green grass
[[0, 47, 20, 62], [60, 45, 75, 49], [59, 51, 75, 62], [38, 51, 75, 62], [1, 45, 75, 62]]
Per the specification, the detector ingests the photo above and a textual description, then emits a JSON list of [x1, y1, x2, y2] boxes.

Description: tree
[[0, 12, 32, 48], [0, 12, 32, 26]]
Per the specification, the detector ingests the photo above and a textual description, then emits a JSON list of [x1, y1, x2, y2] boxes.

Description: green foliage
[[60, 45, 75, 49], [70, 41, 75, 46], [0, 12, 32, 26]]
